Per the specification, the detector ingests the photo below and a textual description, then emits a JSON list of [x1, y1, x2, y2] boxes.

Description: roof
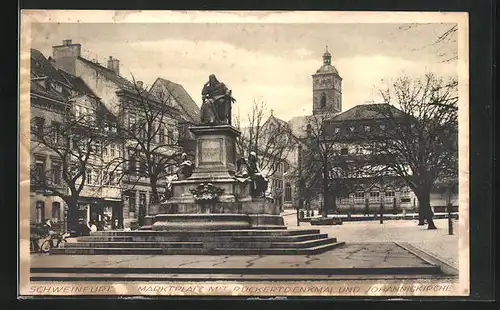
[[77, 56, 137, 92], [31, 49, 67, 82], [58, 70, 98, 98], [331, 104, 405, 122], [287, 115, 315, 138], [315, 64, 339, 75], [30, 49, 70, 103], [153, 78, 201, 123]]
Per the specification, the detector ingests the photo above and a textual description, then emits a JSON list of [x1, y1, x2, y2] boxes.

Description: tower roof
[[315, 46, 339, 75]]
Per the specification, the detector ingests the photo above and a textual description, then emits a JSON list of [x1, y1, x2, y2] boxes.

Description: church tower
[[312, 46, 342, 115]]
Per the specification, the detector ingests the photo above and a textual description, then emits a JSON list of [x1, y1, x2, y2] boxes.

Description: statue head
[[208, 74, 219, 85], [249, 151, 257, 160]]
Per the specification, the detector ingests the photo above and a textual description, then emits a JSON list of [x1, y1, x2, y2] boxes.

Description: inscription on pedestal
[[199, 138, 223, 164]]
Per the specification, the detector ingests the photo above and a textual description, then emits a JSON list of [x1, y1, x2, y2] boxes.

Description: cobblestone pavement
[[282, 212, 459, 268], [31, 242, 432, 270]]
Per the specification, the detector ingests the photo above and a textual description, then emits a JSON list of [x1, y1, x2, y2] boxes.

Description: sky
[[30, 22, 458, 123]]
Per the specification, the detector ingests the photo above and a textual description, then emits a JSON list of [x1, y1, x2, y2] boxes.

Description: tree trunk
[[65, 195, 79, 231], [417, 191, 437, 230], [322, 160, 329, 217], [149, 176, 160, 204]]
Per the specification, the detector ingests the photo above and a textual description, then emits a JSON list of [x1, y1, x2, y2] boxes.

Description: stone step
[[51, 241, 346, 255], [66, 237, 335, 250], [76, 233, 330, 243], [77, 236, 135, 242], [208, 241, 346, 255], [231, 233, 329, 242], [271, 237, 337, 249], [89, 229, 320, 237], [65, 242, 204, 249]]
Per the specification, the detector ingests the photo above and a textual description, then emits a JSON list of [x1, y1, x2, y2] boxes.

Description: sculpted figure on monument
[[200, 74, 236, 125], [176, 153, 194, 180], [247, 151, 269, 198]]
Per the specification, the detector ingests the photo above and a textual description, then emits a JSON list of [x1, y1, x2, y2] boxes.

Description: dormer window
[[364, 126, 371, 132], [53, 82, 63, 93], [349, 127, 355, 132]]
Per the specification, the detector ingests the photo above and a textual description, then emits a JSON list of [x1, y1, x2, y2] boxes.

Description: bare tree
[[105, 77, 186, 206], [30, 100, 115, 229], [360, 73, 458, 229], [234, 99, 295, 178], [297, 110, 363, 216], [399, 23, 458, 62]]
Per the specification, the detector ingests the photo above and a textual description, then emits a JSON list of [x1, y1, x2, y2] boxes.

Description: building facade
[[287, 48, 458, 214], [30, 39, 200, 230]]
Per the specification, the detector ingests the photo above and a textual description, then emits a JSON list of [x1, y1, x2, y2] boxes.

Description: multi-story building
[[49, 39, 199, 228], [30, 48, 122, 230], [287, 48, 458, 213]]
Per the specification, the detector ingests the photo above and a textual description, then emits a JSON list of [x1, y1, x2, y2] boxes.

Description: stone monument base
[[151, 213, 285, 231]]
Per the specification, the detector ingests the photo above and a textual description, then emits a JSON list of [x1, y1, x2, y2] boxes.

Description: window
[[159, 127, 165, 144], [284, 182, 292, 202], [128, 151, 137, 174], [52, 121, 61, 143], [51, 202, 61, 223], [127, 192, 136, 212], [138, 156, 147, 176], [36, 201, 45, 223], [385, 191, 395, 197], [33, 117, 45, 137], [86, 169, 92, 184], [167, 129, 174, 144], [129, 115, 136, 133], [354, 192, 365, 203], [369, 190, 380, 202], [110, 146, 115, 157], [52, 161, 61, 185], [320, 93, 326, 108], [72, 138, 78, 150], [93, 141, 101, 154], [104, 146, 108, 156], [34, 156, 46, 183], [340, 148, 348, 155], [53, 83, 63, 93]]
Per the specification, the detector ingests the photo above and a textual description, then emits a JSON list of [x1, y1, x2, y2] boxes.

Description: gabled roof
[[30, 49, 70, 103], [153, 78, 201, 123], [31, 49, 67, 83], [77, 56, 137, 91], [331, 103, 405, 122]]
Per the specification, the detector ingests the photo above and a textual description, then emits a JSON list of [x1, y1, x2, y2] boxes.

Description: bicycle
[[40, 231, 69, 253]]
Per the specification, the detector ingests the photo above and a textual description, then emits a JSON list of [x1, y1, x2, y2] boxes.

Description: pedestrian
[[88, 221, 97, 233]]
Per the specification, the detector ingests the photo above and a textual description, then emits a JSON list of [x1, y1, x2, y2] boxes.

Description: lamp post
[[446, 185, 454, 235], [379, 176, 384, 224]]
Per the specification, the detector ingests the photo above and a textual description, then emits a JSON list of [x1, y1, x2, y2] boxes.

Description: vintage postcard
[[19, 10, 469, 297]]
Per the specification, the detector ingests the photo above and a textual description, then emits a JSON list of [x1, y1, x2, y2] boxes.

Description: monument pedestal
[[149, 124, 285, 231]]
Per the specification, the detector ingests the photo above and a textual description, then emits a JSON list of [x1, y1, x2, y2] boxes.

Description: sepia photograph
[[19, 10, 469, 297]]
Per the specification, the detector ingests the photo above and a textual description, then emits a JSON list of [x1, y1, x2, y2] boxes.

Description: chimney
[[107, 56, 120, 75], [52, 39, 81, 75]]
